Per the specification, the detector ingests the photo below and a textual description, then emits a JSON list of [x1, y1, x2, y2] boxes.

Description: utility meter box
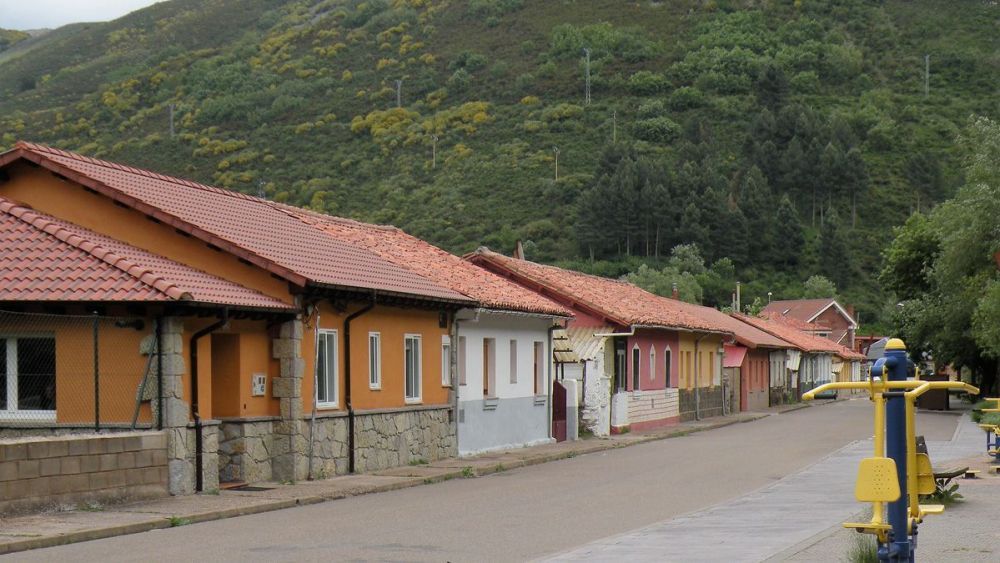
[[251, 373, 267, 396]]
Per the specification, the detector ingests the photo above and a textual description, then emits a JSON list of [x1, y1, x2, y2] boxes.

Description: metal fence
[[0, 309, 162, 434]]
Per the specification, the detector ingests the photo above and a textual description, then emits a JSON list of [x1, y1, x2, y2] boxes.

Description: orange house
[[0, 142, 476, 493]]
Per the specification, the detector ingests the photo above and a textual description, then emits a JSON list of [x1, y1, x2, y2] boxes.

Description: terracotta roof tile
[[5, 142, 470, 304], [275, 206, 570, 316], [732, 314, 862, 359], [468, 249, 733, 333], [0, 196, 292, 309]]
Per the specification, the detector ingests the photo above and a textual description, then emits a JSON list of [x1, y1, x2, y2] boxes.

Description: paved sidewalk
[[545, 409, 984, 563], [1, 403, 825, 556]]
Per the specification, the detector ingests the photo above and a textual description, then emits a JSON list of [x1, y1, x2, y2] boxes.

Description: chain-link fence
[[0, 310, 162, 434]]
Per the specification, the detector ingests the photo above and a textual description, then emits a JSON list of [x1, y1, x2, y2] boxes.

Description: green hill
[[1, 0, 997, 326], [0, 28, 31, 53]]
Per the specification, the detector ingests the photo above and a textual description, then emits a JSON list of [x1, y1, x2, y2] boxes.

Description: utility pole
[[583, 47, 591, 105], [612, 111, 617, 143], [256, 179, 266, 199], [168, 103, 176, 137], [923, 54, 930, 98], [431, 135, 438, 169], [552, 146, 560, 181], [395, 79, 403, 108]]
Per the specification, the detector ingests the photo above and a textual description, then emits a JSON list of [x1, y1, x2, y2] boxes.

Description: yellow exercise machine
[[802, 338, 978, 562]]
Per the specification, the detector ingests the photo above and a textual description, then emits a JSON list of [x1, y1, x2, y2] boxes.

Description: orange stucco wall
[[301, 302, 451, 413], [0, 164, 293, 304]]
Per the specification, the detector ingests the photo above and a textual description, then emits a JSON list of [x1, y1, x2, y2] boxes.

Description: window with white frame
[[533, 341, 545, 395], [404, 334, 422, 402], [483, 338, 496, 397], [458, 336, 467, 385], [441, 336, 452, 386], [1, 336, 56, 420], [509, 339, 518, 384], [368, 332, 381, 389], [649, 347, 656, 381], [316, 330, 338, 407], [631, 344, 641, 391], [664, 347, 673, 388]]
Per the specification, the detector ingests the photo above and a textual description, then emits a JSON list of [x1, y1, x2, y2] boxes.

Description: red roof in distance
[[468, 248, 733, 334]]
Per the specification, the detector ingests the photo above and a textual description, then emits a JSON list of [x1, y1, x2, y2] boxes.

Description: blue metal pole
[[884, 340, 911, 562]]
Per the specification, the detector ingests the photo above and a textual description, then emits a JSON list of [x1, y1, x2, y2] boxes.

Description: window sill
[[483, 397, 499, 410], [405, 398, 422, 405], [0, 411, 57, 422], [316, 404, 340, 411], [369, 385, 381, 391]]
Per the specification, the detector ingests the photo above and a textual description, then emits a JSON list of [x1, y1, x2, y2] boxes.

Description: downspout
[[547, 323, 557, 440], [190, 308, 228, 493], [307, 308, 320, 480], [694, 332, 708, 421], [345, 293, 376, 474], [156, 316, 163, 430]]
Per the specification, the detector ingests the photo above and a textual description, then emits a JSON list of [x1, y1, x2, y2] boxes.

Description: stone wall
[[354, 407, 454, 473], [0, 432, 168, 515], [217, 418, 277, 484], [302, 414, 349, 480]]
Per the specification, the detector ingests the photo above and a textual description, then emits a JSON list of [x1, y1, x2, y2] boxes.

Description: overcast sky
[[1, 0, 162, 30]]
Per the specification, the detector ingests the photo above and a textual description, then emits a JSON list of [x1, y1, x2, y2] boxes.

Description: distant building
[[761, 298, 858, 349]]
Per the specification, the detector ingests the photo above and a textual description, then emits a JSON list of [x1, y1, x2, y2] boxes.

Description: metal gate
[[552, 380, 567, 442]]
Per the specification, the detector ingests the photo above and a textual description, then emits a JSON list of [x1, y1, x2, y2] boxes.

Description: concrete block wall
[[0, 432, 168, 515]]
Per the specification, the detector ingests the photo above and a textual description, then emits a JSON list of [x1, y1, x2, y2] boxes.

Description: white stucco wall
[[455, 312, 555, 455]]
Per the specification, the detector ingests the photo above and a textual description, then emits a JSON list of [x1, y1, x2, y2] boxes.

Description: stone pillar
[[272, 318, 306, 482], [158, 317, 195, 495]]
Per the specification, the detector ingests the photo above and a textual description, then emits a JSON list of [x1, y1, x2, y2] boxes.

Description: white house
[[455, 311, 565, 455]]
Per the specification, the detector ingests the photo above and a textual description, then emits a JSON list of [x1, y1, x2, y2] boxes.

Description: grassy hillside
[[0, 0, 997, 326], [0, 28, 31, 53]]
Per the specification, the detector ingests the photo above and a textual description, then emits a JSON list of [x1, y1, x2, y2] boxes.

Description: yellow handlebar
[[802, 380, 980, 401]]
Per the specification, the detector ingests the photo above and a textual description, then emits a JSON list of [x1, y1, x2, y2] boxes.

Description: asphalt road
[[10, 400, 962, 562]]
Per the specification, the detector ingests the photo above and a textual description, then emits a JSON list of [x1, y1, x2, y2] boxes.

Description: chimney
[[671, 282, 679, 300], [513, 240, 524, 260]]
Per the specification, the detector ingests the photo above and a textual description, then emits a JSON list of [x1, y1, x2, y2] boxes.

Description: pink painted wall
[[625, 329, 679, 391]]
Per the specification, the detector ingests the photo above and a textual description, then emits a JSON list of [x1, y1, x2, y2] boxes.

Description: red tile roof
[[468, 248, 733, 333], [278, 207, 571, 316], [733, 314, 863, 359], [2, 142, 470, 304], [0, 196, 293, 309]]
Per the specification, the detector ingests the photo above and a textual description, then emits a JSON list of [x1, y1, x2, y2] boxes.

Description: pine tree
[[773, 194, 805, 268], [739, 166, 774, 264], [818, 206, 851, 287]]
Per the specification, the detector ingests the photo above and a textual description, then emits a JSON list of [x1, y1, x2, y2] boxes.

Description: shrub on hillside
[[627, 71, 669, 95], [632, 116, 680, 143]]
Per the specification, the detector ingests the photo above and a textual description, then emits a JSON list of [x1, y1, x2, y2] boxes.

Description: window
[[404, 335, 422, 402], [649, 347, 656, 382], [631, 345, 641, 391], [664, 347, 672, 388], [441, 336, 452, 386], [509, 340, 518, 384], [368, 332, 381, 389], [483, 338, 496, 398], [458, 336, 467, 386], [533, 341, 545, 395], [316, 330, 338, 407], [1, 337, 56, 419]]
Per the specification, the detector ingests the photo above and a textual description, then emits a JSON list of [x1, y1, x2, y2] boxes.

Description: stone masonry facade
[[0, 432, 168, 515], [353, 407, 454, 473], [271, 319, 307, 482]]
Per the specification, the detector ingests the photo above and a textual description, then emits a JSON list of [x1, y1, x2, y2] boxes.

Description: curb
[[0, 414, 769, 555]]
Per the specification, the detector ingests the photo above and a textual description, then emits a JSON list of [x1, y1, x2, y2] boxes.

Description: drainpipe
[[307, 308, 320, 480], [344, 293, 376, 474], [694, 332, 708, 421], [190, 308, 228, 493], [547, 323, 557, 440], [156, 316, 163, 430]]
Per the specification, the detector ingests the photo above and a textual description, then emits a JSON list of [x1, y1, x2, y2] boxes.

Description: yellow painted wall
[[301, 302, 450, 413], [0, 164, 292, 304], [677, 333, 725, 389]]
